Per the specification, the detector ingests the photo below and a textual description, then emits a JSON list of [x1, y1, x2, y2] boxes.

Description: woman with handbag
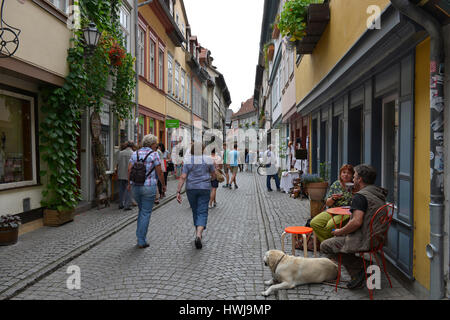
[[209, 149, 223, 209], [176, 142, 216, 249]]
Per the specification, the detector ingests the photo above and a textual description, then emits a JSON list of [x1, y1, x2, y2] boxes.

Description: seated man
[[320, 164, 388, 289]]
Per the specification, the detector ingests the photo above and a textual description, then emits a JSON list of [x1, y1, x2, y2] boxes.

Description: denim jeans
[[132, 184, 157, 246], [186, 189, 211, 229], [267, 174, 280, 190], [119, 179, 131, 209]]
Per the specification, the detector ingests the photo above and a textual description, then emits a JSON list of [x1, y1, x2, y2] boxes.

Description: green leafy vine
[[40, 0, 135, 211]]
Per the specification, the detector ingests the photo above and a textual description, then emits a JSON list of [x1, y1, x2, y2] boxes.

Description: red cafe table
[[326, 207, 351, 230]]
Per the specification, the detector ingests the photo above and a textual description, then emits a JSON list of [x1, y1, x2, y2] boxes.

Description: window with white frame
[[181, 69, 185, 103], [168, 53, 173, 94], [119, 6, 131, 52], [288, 51, 294, 77], [138, 27, 145, 77], [284, 54, 289, 87], [158, 48, 164, 90], [278, 68, 282, 100], [48, 0, 68, 12], [150, 38, 156, 84], [186, 75, 190, 106], [272, 74, 279, 110], [0, 90, 37, 190], [175, 62, 180, 97], [169, 0, 174, 16]]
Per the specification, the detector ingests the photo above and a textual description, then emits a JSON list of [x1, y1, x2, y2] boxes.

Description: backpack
[[129, 150, 155, 186]]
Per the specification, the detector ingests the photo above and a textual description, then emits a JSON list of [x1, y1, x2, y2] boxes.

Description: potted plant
[[264, 41, 275, 68], [108, 40, 126, 67], [302, 172, 328, 201], [267, 43, 275, 61], [302, 173, 328, 218], [0, 215, 21, 246], [278, 0, 324, 42], [271, 15, 281, 39]]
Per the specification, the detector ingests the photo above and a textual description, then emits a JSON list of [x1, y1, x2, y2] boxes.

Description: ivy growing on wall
[[40, 0, 135, 211]]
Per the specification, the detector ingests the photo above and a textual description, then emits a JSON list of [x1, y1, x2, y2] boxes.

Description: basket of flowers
[[0, 214, 21, 246]]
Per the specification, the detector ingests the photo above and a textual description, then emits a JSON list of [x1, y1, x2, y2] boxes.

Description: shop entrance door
[[382, 95, 414, 278]]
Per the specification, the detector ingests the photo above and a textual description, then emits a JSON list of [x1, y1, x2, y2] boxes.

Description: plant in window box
[[302, 171, 329, 201], [278, 0, 324, 42], [0, 215, 21, 246], [263, 41, 274, 69], [271, 15, 281, 39]]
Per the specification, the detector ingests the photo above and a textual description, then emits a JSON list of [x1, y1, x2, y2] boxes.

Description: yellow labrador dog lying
[[262, 249, 338, 296]]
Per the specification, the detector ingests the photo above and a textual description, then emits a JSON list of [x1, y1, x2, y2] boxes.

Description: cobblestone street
[[2, 173, 420, 300]]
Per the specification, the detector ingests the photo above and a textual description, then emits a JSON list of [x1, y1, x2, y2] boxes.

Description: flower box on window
[[296, 3, 330, 54], [272, 24, 280, 39], [267, 43, 275, 61]]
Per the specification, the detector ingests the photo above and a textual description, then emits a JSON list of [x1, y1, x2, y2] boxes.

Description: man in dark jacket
[[320, 164, 388, 289]]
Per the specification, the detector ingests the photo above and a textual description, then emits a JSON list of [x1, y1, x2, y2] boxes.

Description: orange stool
[[281, 226, 317, 257]]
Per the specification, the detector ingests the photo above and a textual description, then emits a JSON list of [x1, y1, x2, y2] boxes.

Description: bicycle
[[256, 162, 279, 176]]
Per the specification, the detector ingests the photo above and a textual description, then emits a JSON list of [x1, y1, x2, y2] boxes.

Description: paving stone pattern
[[3, 172, 420, 300]]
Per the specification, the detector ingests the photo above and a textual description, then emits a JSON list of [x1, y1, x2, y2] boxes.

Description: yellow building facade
[[138, 0, 192, 148], [295, 0, 441, 294]]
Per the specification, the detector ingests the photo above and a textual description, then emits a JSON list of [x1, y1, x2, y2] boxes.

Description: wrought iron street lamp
[[83, 22, 101, 50]]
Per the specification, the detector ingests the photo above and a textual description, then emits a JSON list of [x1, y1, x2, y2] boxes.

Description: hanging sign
[[165, 119, 180, 128]]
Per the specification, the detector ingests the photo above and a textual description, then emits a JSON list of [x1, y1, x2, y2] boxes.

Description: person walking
[[128, 134, 166, 249], [154, 144, 164, 205], [228, 144, 239, 189], [116, 141, 134, 210], [209, 149, 222, 208], [159, 143, 170, 198], [264, 144, 281, 192], [176, 142, 216, 249], [248, 150, 256, 172], [221, 143, 230, 188], [244, 148, 249, 172]]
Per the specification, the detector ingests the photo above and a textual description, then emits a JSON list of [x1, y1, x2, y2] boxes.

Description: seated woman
[[310, 164, 355, 246]]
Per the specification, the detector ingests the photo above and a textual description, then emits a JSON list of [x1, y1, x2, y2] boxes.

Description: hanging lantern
[[83, 22, 101, 49]]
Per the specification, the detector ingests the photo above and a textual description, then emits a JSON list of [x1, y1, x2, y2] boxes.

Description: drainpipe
[[390, 0, 445, 300]]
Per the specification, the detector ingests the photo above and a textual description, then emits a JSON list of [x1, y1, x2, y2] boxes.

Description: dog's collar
[[272, 253, 286, 273]]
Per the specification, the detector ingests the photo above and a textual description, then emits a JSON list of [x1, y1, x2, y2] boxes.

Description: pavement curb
[[0, 191, 183, 300]]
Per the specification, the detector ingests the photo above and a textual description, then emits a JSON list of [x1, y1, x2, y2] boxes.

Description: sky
[[183, 0, 264, 113]]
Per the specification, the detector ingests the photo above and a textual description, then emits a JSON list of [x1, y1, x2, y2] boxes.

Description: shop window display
[[0, 92, 34, 187]]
